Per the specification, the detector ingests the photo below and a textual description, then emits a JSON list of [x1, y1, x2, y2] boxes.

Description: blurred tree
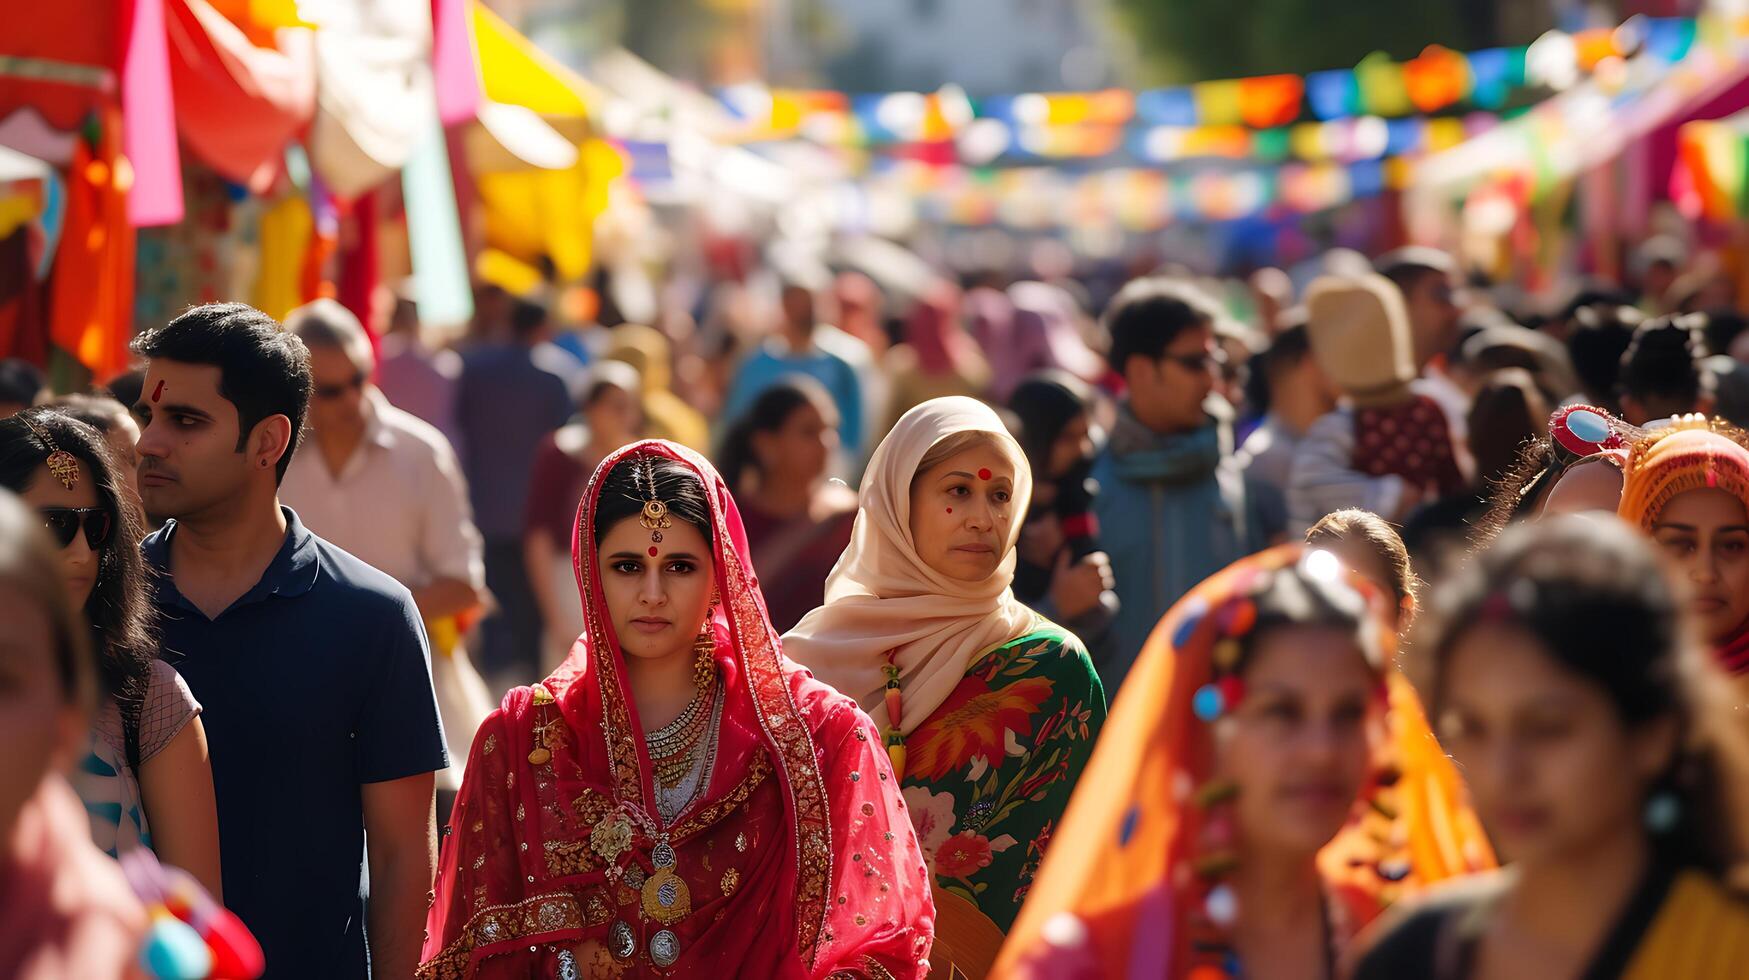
[[1107, 0, 1492, 84]]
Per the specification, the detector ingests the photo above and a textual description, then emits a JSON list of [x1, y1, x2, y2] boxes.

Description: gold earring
[[693, 617, 715, 691]]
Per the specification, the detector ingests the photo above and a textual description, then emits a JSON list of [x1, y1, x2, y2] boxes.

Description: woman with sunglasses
[[0, 409, 222, 899]]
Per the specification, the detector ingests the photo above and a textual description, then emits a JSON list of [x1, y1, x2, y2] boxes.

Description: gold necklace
[[645, 684, 714, 789]]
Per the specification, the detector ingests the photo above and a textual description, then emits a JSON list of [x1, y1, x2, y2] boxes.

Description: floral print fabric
[[899, 624, 1104, 934]]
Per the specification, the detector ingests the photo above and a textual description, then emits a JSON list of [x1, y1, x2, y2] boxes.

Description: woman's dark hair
[[592, 453, 714, 550], [0, 409, 154, 753], [1619, 314, 1709, 414], [1306, 509, 1420, 611], [581, 360, 642, 412], [1006, 370, 1094, 478], [1468, 368, 1550, 491], [716, 378, 837, 492], [1229, 554, 1382, 677], [130, 302, 312, 484], [1415, 516, 1744, 874], [0, 487, 95, 710], [49, 392, 133, 435]]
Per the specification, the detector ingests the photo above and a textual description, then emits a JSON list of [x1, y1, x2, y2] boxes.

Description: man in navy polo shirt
[[130, 303, 448, 978]]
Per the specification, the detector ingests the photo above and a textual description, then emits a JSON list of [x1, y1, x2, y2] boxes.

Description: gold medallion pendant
[[640, 840, 691, 925]]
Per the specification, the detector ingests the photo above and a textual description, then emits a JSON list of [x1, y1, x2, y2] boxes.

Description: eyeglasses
[[40, 507, 114, 550], [1159, 349, 1228, 373], [314, 371, 368, 401]]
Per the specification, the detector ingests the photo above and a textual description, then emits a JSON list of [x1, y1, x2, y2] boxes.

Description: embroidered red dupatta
[[420, 441, 934, 979]]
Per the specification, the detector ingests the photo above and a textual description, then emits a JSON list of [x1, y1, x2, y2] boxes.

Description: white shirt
[[281, 388, 485, 593]]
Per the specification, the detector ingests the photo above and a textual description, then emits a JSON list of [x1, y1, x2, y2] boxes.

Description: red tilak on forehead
[[151, 380, 165, 403], [977, 468, 992, 481]]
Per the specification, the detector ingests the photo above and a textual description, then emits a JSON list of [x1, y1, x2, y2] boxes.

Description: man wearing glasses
[[279, 300, 490, 825], [1089, 277, 1273, 695]]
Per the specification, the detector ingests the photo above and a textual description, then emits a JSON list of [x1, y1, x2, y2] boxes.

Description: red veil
[[420, 441, 935, 978]]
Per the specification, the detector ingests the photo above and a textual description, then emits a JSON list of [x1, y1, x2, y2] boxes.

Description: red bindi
[[150, 380, 165, 403], [946, 507, 953, 514], [977, 468, 992, 481], [647, 547, 659, 557]]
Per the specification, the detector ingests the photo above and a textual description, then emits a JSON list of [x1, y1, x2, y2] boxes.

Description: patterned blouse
[[899, 622, 1105, 934], [73, 658, 201, 857]]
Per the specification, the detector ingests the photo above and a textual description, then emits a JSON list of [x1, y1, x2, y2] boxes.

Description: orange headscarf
[[1618, 415, 1749, 530], [991, 545, 1492, 979]]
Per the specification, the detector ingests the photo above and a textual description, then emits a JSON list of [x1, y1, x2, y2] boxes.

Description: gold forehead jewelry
[[637, 456, 672, 542], [21, 419, 79, 490]]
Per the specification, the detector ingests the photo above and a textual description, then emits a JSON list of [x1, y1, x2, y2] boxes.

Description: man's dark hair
[[0, 358, 46, 408], [510, 298, 549, 339], [1567, 304, 1639, 408], [130, 303, 311, 483], [1243, 322, 1310, 417], [1102, 277, 1220, 376], [1701, 308, 1748, 358], [1375, 246, 1456, 297], [1619, 314, 1709, 413]]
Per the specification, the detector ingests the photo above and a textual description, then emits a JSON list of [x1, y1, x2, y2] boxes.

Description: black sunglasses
[[1160, 349, 1228, 373], [40, 507, 114, 550], [314, 371, 368, 401]]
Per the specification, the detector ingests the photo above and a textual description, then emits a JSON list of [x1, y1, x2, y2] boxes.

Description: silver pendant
[[652, 840, 676, 869], [557, 948, 579, 980], [609, 920, 636, 960], [650, 928, 681, 967]]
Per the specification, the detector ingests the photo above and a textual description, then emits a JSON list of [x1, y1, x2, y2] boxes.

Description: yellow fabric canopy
[[468, 1, 617, 281], [470, 1, 598, 139]]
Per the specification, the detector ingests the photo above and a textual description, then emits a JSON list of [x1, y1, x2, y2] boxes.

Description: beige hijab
[[783, 396, 1039, 734]]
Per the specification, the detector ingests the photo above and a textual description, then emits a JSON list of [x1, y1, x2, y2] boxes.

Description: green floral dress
[[898, 621, 1105, 934]]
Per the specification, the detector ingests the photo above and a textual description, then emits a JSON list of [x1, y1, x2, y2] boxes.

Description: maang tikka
[[637, 456, 672, 545], [22, 418, 79, 490]]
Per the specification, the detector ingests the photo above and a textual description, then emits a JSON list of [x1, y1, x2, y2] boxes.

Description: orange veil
[[991, 545, 1493, 978]]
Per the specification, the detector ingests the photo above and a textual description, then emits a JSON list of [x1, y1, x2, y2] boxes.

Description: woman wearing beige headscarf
[[785, 396, 1106, 979]]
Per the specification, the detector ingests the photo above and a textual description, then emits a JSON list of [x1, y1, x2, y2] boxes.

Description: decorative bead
[[1192, 684, 1225, 721], [1377, 859, 1411, 882], [1193, 852, 1238, 879], [884, 686, 903, 727], [1216, 597, 1256, 636], [1172, 597, 1209, 649], [887, 743, 906, 781], [1204, 883, 1238, 926], [1212, 639, 1241, 670], [1118, 806, 1140, 846], [1216, 675, 1246, 711], [1193, 779, 1238, 808]]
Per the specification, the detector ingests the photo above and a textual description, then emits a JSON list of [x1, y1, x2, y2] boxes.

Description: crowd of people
[[3, 234, 1749, 979]]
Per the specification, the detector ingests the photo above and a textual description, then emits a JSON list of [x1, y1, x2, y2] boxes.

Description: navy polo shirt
[[144, 508, 448, 979]]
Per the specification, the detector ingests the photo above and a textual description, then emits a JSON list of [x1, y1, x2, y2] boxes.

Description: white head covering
[[783, 396, 1038, 734]]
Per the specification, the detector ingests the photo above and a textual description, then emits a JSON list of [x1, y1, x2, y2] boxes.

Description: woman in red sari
[[420, 441, 934, 979]]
